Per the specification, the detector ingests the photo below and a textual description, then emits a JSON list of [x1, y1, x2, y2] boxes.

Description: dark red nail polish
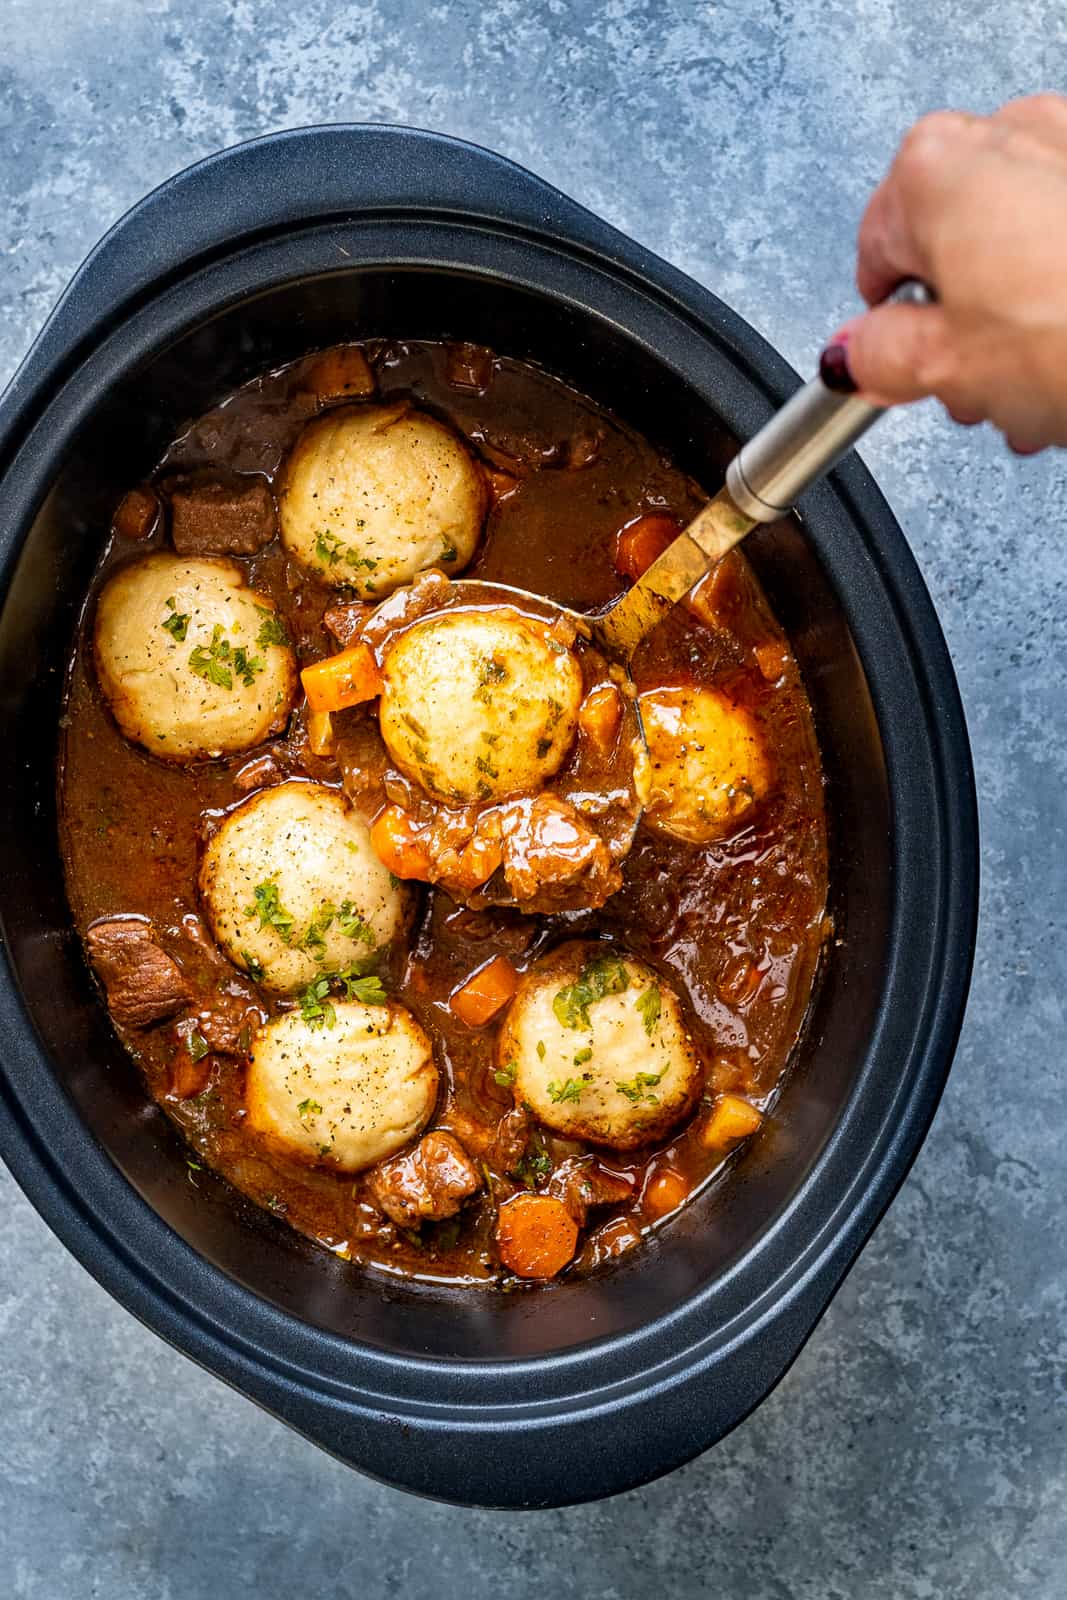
[[819, 342, 857, 393]]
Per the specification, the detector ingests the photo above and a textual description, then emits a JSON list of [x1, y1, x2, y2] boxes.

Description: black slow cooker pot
[[0, 125, 977, 1508]]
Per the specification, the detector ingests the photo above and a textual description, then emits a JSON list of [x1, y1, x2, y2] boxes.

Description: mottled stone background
[[2, 2, 1065, 1595]]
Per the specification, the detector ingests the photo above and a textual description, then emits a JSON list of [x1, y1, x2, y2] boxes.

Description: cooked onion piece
[[378, 608, 583, 804], [497, 942, 702, 1150], [200, 780, 410, 993], [246, 1001, 437, 1171], [279, 404, 486, 595], [637, 685, 771, 843], [94, 554, 297, 761]]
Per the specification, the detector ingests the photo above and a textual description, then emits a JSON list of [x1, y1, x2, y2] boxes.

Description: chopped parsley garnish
[[244, 882, 296, 944], [636, 984, 662, 1036], [187, 1030, 209, 1063], [188, 624, 263, 690], [231, 645, 264, 687], [255, 607, 290, 649], [299, 903, 336, 960], [518, 1141, 554, 1188], [337, 899, 375, 946], [162, 598, 189, 642], [299, 977, 336, 1031], [552, 954, 630, 1030], [547, 1078, 584, 1105], [297, 1097, 324, 1117], [440, 539, 458, 563], [337, 970, 388, 1005], [572, 1047, 593, 1067], [536, 1040, 546, 1060], [493, 1060, 517, 1088], [241, 950, 265, 983], [474, 753, 499, 780], [475, 655, 508, 703], [615, 1071, 664, 1105], [315, 528, 378, 572]]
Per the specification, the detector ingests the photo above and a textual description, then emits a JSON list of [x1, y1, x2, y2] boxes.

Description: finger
[[840, 301, 957, 405], [856, 111, 979, 304], [1006, 437, 1046, 456], [855, 176, 925, 305], [993, 93, 1067, 154]]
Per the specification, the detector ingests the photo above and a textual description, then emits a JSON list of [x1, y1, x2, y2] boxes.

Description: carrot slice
[[496, 1192, 579, 1279], [643, 1167, 690, 1218], [578, 683, 622, 753], [301, 642, 383, 713], [612, 513, 681, 582], [702, 1094, 763, 1149], [370, 805, 434, 881], [449, 955, 519, 1027]]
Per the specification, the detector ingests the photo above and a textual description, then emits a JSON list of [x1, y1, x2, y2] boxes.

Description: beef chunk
[[87, 918, 191, 1029], [547, 1156, 635, 1227], [444, 341, 494, 394], [335, 719, 391, 820], [488, 1106, 530, 1175], [168, 475, 277, 556], [232, 752, 288, 796], [112, 486, 160, 541], [368, 1131, 482, 1226], [323, 599, 375, 649], [194, 992, 262, 1055]]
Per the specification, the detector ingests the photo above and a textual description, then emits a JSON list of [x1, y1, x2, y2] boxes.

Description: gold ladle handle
[[592, 279, 935, 664]]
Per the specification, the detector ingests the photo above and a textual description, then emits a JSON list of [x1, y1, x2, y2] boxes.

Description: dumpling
[[94, 554, 297, 761], [200, 781, 411, 993], [378, 608, 583, 803], [246, 1001, 437, 1171], [496, 942, 703, 1150], [278, 403, 486, 596]]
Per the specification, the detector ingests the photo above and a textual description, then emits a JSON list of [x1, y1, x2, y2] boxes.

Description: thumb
[[825, 302, 954, 406]]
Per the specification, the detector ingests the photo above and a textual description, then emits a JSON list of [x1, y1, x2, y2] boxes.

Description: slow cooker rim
[[0, 217, 975, 1375], [0, 127, 978, 1502]]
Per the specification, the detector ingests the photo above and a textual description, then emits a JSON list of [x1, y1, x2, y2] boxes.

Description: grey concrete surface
[[2, 2, 1066, 1595]]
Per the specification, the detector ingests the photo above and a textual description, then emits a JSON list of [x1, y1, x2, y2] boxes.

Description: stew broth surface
[[60, 339, 828, 1285]]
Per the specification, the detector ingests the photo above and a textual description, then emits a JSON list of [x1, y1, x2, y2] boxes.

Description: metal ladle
[[459, 280, 934, 669], [428, 281, 933, 902]]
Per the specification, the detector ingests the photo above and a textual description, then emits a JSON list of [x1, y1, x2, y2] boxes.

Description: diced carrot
[[306, 709, 335, 757], [754, 639, 790, 682], [370, 805, 434, 881], [612, 513, 681, 582], [578, 683, 622, 753], [449, 955, 519, 1027], [496, 1193, 579, 1279], [301, 642, 383, 713], [302, 344, 375, 402], [112, 486, 159, 541], [642, 1167, 690, 1218], [167, 1051, 213, 1101], [702, 1094, 763, 1149]]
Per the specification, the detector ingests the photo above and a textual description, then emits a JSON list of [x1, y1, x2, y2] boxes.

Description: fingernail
[[819, 339, 857, 394]]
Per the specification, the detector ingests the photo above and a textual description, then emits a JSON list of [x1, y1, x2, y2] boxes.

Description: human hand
[[820, 96, 1067, 453]]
